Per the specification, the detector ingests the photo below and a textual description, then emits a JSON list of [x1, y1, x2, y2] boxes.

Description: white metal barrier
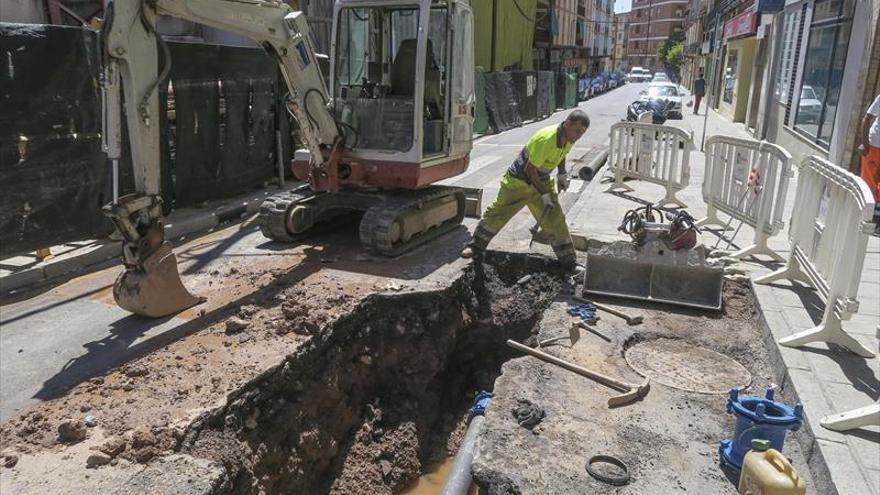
[[697, 135, 793, 261], [821, 401, 880, 432], [754, 155, 877, 357], [606, 121, 694, 207]]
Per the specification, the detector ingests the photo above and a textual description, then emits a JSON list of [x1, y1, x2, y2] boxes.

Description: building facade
[[626, 0, 689, 71], [759, 0, 879, 171], [611, 12, 630, 72]]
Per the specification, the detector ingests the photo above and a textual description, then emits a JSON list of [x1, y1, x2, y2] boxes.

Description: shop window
[[793, 0, 854, 147], [723, 50, 738, 104], [775, 7, 803, 104]]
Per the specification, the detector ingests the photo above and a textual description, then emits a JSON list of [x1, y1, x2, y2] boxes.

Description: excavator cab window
[[333, 4, 450, 157], [334, 7, 417, 152]]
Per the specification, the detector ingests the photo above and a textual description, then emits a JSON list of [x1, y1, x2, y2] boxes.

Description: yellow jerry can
[[738, 439, 806, 495]]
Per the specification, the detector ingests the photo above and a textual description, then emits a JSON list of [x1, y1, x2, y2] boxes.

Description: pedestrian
[[460, 110, 590, 273], [858, 93, 880, 233], [693, 69, 706, 115]]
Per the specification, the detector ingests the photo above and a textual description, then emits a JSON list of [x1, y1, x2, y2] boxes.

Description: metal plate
[[625, 338, 752, 394]]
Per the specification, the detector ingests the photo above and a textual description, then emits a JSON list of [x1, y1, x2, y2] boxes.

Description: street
[[0, 82, 649, 421]]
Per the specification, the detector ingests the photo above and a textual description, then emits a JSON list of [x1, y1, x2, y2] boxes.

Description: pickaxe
[[506, 339, 650, 408]]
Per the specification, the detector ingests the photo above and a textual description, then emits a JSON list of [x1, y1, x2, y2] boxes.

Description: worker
[[460, 110, 590, 273], [858, 93, 880, 234]]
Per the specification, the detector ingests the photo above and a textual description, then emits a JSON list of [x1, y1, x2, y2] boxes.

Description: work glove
[[557, 172, 570, 192], [541, 192, 556, 211]]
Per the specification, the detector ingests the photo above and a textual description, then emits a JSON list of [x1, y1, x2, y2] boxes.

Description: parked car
[[652, 72, 670, 82], [627, 67, 652, 83], [798, 85, 823, 124], [639, 82, 683, 118]]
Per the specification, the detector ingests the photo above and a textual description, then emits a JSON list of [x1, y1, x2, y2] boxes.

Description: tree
[[657, 31, 685, 76]]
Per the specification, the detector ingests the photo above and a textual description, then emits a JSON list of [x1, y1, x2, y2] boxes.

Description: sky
[[615, 0, 633, 14]]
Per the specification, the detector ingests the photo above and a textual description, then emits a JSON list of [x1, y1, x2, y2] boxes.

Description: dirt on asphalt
[[0, 249, 567, 494]]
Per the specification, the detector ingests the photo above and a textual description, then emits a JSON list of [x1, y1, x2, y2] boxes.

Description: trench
[[177, 252, 567, 494]]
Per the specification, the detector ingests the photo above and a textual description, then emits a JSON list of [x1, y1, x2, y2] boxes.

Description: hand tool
[[529, 204, 552, 248], [573, 295, 643, 325], [506, 339, 650, 407]]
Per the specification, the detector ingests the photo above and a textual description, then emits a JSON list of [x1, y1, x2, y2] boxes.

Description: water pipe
[[441, 391, 492, 495]]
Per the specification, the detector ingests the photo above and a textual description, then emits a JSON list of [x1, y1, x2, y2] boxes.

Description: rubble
[[224, 317, 251, 334], [57, 420, 87, 443]]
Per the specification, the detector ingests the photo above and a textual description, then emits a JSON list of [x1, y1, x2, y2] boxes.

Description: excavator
[[100, 0, 476, 317]]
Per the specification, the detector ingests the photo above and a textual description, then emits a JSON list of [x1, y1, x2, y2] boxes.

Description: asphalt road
[[0, 82, 650, 420]]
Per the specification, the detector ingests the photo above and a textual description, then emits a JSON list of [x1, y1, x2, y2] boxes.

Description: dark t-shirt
[[694, 78, 706, 96]]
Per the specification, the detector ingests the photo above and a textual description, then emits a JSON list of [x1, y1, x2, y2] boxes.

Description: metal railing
[[754, 155, 877, 358], [697, 135, 793, 260], [606, 121, 694, 207]]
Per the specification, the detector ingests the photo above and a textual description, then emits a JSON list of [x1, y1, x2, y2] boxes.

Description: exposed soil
[[0, 251, 567, 494], [472, 280, 815, 494]]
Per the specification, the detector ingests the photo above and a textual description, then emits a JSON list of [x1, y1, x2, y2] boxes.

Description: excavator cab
[[331, 0, 473, 161]]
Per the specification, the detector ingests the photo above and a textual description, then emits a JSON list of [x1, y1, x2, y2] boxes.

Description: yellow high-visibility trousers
[[470, 174, 576, 266]]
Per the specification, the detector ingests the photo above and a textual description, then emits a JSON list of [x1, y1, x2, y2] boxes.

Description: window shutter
[[784, 3, 808, 125]]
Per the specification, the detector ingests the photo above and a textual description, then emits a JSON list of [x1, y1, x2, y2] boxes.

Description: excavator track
[[257, 186, 315, 243], [359, 186, 467, 257]]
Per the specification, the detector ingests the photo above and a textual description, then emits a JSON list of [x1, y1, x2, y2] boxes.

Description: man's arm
[[557, 158, 566, 175], [525, 162, 550, 195]]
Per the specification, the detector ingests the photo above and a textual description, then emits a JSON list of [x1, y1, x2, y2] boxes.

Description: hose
[[138, 5, 171, 127]]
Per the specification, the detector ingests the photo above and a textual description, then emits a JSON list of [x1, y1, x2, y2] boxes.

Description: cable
[[512, 0, 548, 23]]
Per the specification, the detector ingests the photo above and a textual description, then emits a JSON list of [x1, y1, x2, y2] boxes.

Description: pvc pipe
[[578, 148, 609, 181], [440, 415, 484, 495]]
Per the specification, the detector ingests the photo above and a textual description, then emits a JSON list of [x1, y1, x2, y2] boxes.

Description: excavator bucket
[[584, 240, 723, 310], [113, 242, 203, 318]]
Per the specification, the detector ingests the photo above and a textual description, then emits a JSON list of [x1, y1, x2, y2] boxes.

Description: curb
[[1, 193, 269, 296]]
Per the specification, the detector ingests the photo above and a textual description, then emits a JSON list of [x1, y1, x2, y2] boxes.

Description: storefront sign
[[724, 11, 759, 40]]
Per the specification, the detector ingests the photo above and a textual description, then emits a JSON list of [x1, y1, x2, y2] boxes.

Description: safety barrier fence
[[754, 155, 877, 359], [605, 122, 694, 207], [1, 24, 290, 257], [698, 136, 793, 261]]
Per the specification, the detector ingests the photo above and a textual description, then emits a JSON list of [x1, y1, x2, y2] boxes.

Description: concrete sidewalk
[[0, 188, 277, 297], [568, 105, 879, 495]]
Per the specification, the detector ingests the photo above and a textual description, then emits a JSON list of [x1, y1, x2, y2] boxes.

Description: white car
[[798, 85, 823, 124], [639, 82, 683, 118], [652, 72, 670, 82], [627, 67, 652, 83]]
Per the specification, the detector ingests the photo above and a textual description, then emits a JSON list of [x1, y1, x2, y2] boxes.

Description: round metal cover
[[625, 338, 752, 394]]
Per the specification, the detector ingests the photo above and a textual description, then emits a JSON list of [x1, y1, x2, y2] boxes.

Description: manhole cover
[[624, 338, 752, 394]]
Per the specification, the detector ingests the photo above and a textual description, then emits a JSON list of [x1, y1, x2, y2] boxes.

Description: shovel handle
[[506, 340, 631, 392], [573, 296, 640, 324]]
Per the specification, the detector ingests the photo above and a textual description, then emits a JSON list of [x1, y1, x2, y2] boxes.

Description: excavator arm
[[100, 0, 341, 317]]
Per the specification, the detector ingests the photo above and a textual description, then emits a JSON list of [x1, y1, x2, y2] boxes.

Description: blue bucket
[[719, 387, 803, 469]]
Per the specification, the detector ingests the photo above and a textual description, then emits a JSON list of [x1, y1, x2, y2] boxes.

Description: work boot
[[462, 223, 496, 259], [460, 246, 483, 259], [567, 263, 585, 276]]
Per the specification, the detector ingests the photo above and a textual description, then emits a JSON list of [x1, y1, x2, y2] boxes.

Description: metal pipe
[[112, 158, 119, 204], [276, 129, 285, 187], [440, 415, 485, 495]]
